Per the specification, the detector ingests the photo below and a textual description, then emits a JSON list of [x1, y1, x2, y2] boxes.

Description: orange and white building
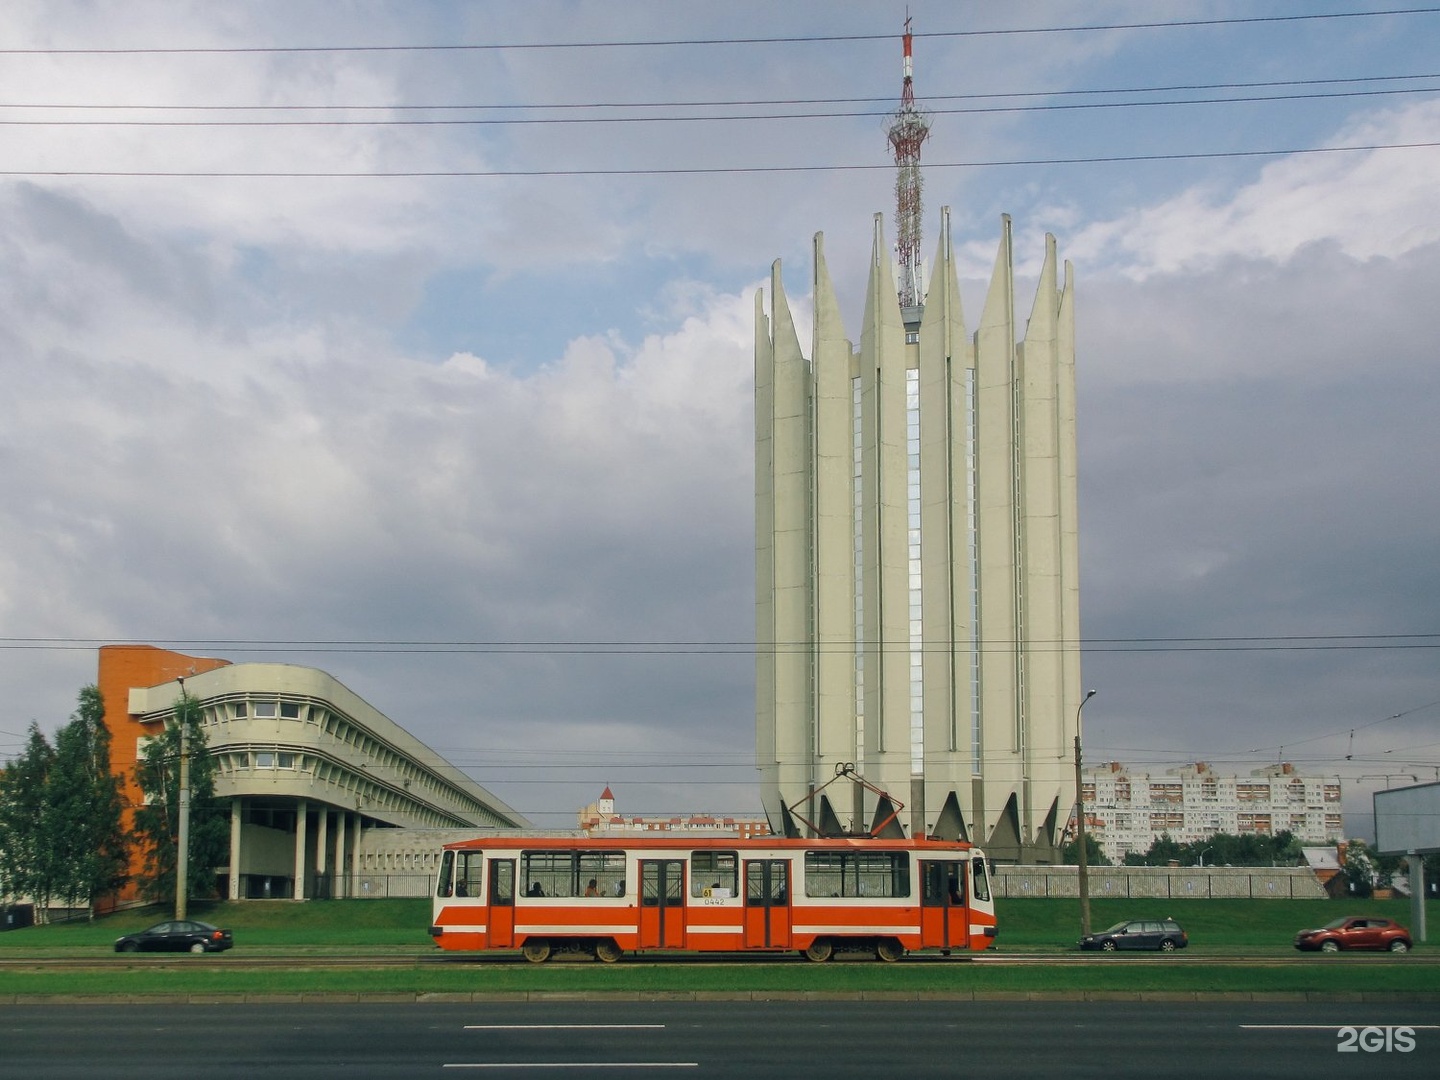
[[98, 645, 527, 903]]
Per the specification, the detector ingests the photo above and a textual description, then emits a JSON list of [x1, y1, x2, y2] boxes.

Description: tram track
[[1, 950, 1433, 970]]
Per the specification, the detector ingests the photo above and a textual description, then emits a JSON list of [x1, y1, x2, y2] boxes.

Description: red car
[[1293, 916, 1412, 953]]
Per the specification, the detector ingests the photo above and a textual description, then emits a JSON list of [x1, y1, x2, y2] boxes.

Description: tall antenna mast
[[888, 16, 931, 310]]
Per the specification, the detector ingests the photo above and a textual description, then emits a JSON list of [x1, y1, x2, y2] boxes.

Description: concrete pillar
[[293, 799, 308, 901], [316, 808, 330, 897], [228, 797, 242, 901], [333, 811, 347, 899], [350, 812, 363, 897]]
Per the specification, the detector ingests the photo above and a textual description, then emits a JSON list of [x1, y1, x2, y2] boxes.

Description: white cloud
[[1067, 100, 1440, 277]]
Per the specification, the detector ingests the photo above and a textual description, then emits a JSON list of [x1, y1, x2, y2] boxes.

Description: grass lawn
[[1, 896, 1435, 997]]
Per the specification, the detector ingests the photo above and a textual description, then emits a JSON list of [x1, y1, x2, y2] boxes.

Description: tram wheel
[[594, 939, 623, 964], [875, 938, 904, 963], [804, 938, 834, 963], [521, 939, 552, 964]]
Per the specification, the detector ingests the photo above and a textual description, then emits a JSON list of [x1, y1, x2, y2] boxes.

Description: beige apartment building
[[1081, 761, 1344, 862]]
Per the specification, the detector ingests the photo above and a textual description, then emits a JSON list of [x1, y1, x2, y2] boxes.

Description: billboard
[[1374, 781, 1440, 854]]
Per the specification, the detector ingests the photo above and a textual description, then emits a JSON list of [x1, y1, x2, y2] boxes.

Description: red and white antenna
[[888, 16, 931, 310]]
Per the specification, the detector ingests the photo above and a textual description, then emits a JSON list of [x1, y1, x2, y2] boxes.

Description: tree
[[45, 686, 129, 914], [1341, 839, 1377, 898], [1061, 833, 1111, 866], [0, 724, 57, 916], [131, 694, 229, 905]]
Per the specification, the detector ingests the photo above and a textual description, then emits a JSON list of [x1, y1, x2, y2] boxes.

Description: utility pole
[[1074, 689, 1097, 937], [175, 676, 191, 921]]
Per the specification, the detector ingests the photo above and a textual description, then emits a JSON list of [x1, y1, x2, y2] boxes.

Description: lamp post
[[174, 675, 191, 921], [1074, 689, 1097, 937]]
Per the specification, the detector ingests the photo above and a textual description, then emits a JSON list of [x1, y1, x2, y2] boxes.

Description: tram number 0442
[[1336, 1027, 1416, 1053]]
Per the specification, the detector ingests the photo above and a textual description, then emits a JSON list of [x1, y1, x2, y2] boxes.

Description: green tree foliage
[[0, 724, 57, 913], [1123, 830, 1307, 867], [45, 686, 129, 912], [1060, 833, 1111, 866], [1341, 838, 1377, 898], [131, 694, 229, 904]]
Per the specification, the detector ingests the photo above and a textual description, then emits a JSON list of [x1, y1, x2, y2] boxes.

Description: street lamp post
[[175, 676, 191, 922], [1074, 689, 1097, 938]]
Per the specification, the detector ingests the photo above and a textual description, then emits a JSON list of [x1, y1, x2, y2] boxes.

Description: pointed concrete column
[[769, 262, 814, 809], [858, 214, 913, 813], [812, 233, 858, 791], [754, 285, 777, 818], [974, 215, 1020, 845]]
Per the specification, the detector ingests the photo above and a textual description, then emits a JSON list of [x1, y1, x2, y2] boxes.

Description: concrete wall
[[994, 864, 1327, 900]]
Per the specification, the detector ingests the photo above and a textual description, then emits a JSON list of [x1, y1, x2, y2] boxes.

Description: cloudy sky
[[1, 1, 1436, 838]]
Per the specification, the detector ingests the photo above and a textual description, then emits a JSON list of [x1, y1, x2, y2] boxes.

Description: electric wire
[[1, 8, 1436, 54]]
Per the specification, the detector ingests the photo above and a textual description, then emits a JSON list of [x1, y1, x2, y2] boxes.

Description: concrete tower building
[[754, 211, 1083, 862]]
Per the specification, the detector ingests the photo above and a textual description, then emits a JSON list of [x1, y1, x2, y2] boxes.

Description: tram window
[[972, 857, 991, 902], [577, 851, 626, 897], [520, 851, 627, 898], [456, 852, 484, 897], [522, 851, 574, 898], [437, 850, 455, 897], [804, 852, 910, 898], [690, 851, 737, 898]]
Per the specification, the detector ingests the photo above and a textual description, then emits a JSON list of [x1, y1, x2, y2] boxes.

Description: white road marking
[[464, 1025, 664, 1031], [444, 1064, 696, 1070]]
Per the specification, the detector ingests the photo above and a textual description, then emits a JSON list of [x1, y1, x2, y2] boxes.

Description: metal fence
[[993, 864, 1327, 900], [348, 874, 433, 899]]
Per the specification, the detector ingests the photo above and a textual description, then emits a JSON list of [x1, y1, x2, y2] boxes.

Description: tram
[[429, 831, 996, 963]]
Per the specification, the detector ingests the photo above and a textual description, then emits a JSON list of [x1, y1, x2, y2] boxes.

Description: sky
[[1, 1, 1437, 840]]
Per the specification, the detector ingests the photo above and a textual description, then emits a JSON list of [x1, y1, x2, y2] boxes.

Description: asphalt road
[[3, 1000, 1436, 1079]]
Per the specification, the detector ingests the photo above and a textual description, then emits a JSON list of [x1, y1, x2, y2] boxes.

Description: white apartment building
[[1081, 762, 1344, 862]]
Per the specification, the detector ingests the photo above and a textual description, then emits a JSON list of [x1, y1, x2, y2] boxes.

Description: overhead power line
[[3, 85, 1436, 127], [1, 633, 1436, 655], [6, 72, 1438, 113], [1, 8, 1436, 54], [2, 139, 1438, 179]]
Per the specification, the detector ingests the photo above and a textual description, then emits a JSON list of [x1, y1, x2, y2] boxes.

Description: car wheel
[[189, 942, 207, 954], [1160, 939, 1177, 952], [117, 940, 138, 953], [1388, 940, 1410, 953], [805, 938, 834, 963], [522, 939, 552, 964], [593, 939, 623, 964], [875, 938, 904, 963], [1320, 940, 1340, 953], [1101, 940, 1117, 952]]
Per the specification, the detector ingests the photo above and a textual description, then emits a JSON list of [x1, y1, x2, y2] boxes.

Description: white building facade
[[1082, 761, 1344, 862], [104, 645, 528, 902], [756, 212, 1083, 861]]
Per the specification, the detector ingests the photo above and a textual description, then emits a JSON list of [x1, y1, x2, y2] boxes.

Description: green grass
[[1, 896, 1435, 997], [998, 896, 1435, 950]]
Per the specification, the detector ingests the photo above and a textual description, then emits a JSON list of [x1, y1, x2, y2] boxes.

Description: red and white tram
[[429, 833, 997, 962]]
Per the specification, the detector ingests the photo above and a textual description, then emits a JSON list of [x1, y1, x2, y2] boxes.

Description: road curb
[[2, 990, 1438, 1005]]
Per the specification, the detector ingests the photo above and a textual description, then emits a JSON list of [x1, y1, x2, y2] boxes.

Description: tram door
[[487, 859, 515, 948], [638, 860, 686, 949], [920, 860, 967, 951], [743, 860, 791, 949]]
